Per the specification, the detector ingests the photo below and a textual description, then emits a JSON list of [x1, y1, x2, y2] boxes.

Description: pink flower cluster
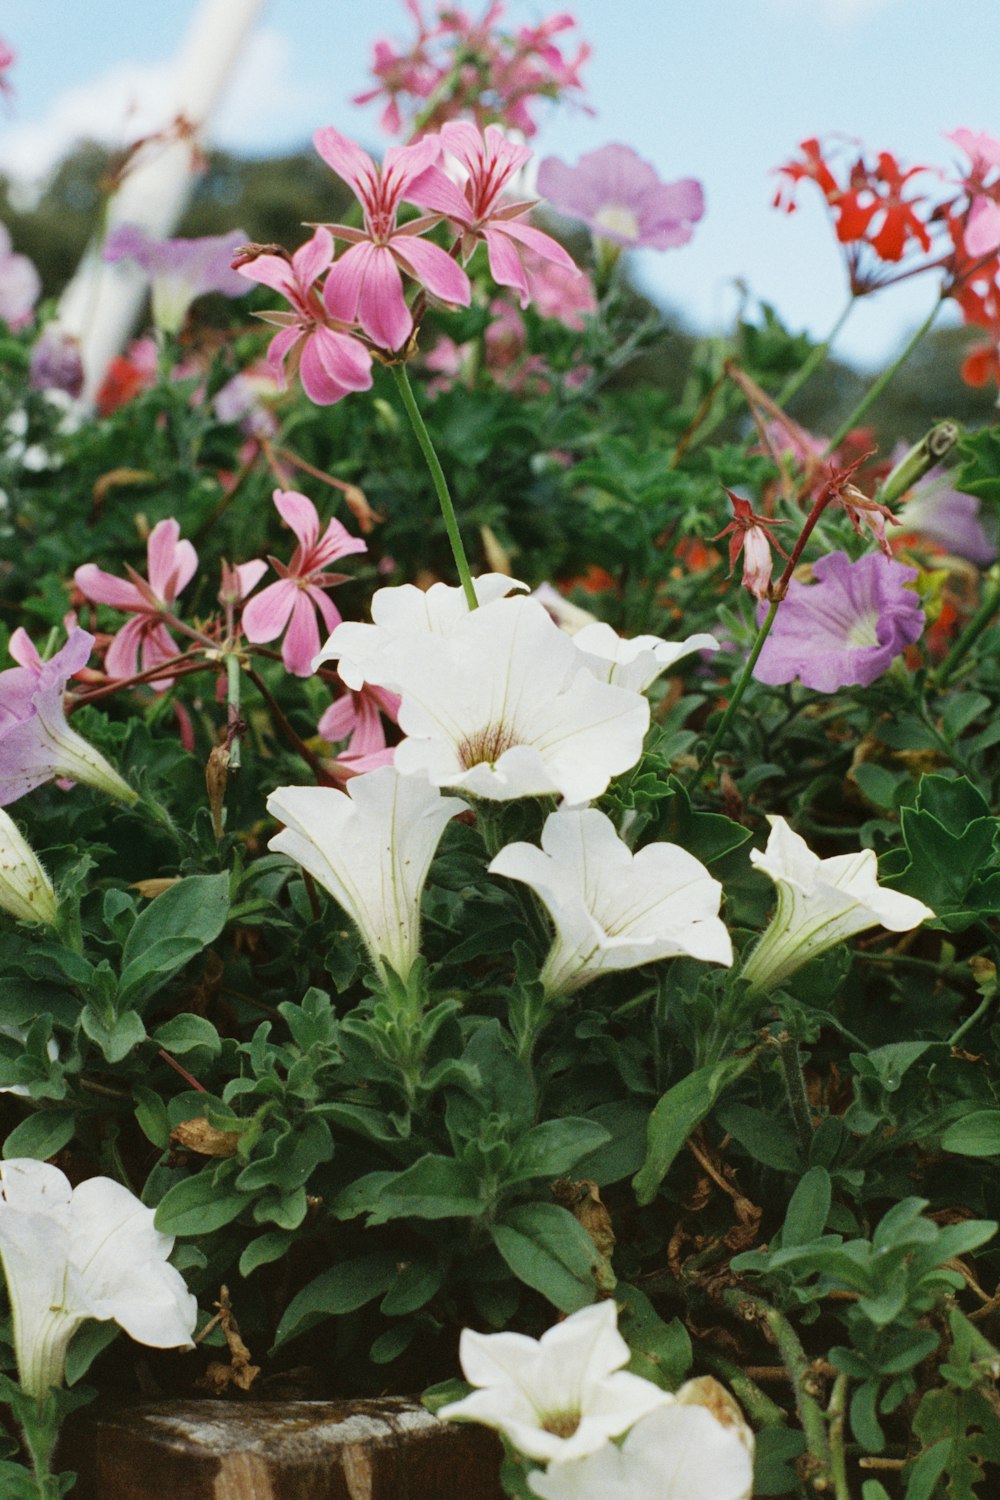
[[74, 493, 366, 685], [354, 1, 589, 139], [236, 121, 575, 403]]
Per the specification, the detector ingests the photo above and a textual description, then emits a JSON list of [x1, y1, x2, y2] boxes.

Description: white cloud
[[0, 26, 319, 188]]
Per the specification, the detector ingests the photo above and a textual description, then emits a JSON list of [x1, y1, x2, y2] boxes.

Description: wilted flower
[[0, 628, 136, 808], [713, 488, 789, 602], [753, 551, 925, 692], [317, 573, 527, 690], [314, 126, 472, 351], [0, 1159, 197, 1397], [103, 223, 249, 335], [266, 767, 464, 982], [528, 1380, 754, 1500], [572, 621, 718, 693], [75, 517, 198, 687], [440, 1300, 671, 1465], [490, 808, 731, 995], [0, 223, 40, 330], [537, 143, 704, 250], [0, 808, 57, 926], [740, 816, 934, 994], [241, 490, 367, 677], [387, 596, 649, 804]]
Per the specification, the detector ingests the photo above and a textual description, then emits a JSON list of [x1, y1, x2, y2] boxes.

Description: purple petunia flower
[[537, 144, 704, 250], [900, 465, 998, 567], [0, 629, 136, 807], [103, 224, 249, 335], [753, 551, 925, 693], [0, 223, 41, 330]]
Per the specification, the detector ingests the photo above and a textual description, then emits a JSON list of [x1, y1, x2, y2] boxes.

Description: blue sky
[[3, 0, 998, 368]]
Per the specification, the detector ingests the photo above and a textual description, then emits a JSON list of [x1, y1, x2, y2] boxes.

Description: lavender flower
[[901, 466, 998, 567], [0, 224, 40, 330], [0, 629, 136, 807], [537, 144, 704, 250], [102, 224, 249, 335], [28, 329, 85, 398], [753, 551, 924, 693]]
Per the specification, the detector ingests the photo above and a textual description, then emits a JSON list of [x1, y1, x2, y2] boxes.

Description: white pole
[[57, 0, 268, 404]]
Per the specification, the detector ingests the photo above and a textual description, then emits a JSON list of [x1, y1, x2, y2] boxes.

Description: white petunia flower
[[266, 767, 465, 982], [439, 1300, 671, 1465], [314, 573, 527, 688], [0, 808, 57, 927], [390, 597, 649, 804], [572, 621, 719, 693], [0, 1159, 197, 1397], [527, 1378, 755, 1500], [740, 815, 934, 995], [489, 808, 731, 994]]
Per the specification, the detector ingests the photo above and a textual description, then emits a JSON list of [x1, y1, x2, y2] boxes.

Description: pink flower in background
[[74, 518, 198, 687], [103, 225, 249, 334], [314, 127, 471, 351], [212, 364, 280, 441], [0, 39, 15, 102], [754, 552, 925, 692], [241, 490, 368, 677], [318, 681, 401, 771], [409, 122, 577, 307], [522, 250, 596, 327], [538, 143, 704, 250], [945, 128, 1000, 257], [234, 229, 373, 406], [0, 224, 40, 329]]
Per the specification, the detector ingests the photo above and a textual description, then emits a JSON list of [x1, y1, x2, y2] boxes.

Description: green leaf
[[716, 1101, 800, 1171], [272, 1254, 398, 1349], [118, 872, 230, 1005], [380, 1260, 443, 1317], [153, 1169, 247, 1236], [653, 776, 752, 864], [616, 1284, 691, 1390], [65, 1321, 120, 1386], [941, 1111, 1000, 1158], [753, 1427, 807, 1497], [491, 1202, 600, 1313], [152, 1013, 222, 1057], [782, 1167, 831, 1247], [506, 1119, 611, 1183], [80, 1005, 146, 1064], [366, 1155, 485, 1224], [2, 1110, 76, 1161], [633, 1054, 754, 1205], [239, 1231, 295, 1278], [133, 1087, 169, 1149]]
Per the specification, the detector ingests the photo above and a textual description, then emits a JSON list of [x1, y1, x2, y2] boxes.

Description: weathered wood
[[61, 1397, 506, 1500]]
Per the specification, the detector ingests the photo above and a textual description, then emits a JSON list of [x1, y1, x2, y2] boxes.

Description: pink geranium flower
[[408, 122, 577, 306], [945, 128, 1000, 257], [74, 519, 198, 688], [318, 681, 401, 772], [314, 127, 472, 352], [241, 490, 367, 677], [235, 228, 374, 407]]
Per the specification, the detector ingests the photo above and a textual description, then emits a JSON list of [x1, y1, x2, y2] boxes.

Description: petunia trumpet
[[0, 1159, 197, 1398], [740, 816, 934, 994], [489, 808, 732, 995]]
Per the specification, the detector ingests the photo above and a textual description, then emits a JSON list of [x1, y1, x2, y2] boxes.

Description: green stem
[[824, 299, 942, 455], [704, 1354, 788, 1429], [932, 566, 1000, 689], [948, 988, 998, 1048], [688, 599, 779, 790], [778, 1034, 815, 1155], [723, 1289, 834, 1487], [390, 363, 477, 610], [226, 652, 242, 772], [774, 296, 855, 410], [827, 1371, 852, 1500]]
